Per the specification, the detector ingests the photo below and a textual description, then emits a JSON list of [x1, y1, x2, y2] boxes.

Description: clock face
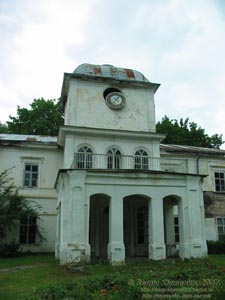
[[105, 92, 125, 110]]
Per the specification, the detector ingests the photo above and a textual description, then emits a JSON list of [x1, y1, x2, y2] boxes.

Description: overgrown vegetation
[[207, 238, 225, 254], [0, 241, 21, 258], [0, 169, 43, 257], [0, 254, 225, 300]]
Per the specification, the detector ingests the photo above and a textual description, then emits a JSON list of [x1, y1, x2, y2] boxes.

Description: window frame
[[23, 163, 39, 188], [77, 146, 93, 169], [174, 216, 180, 243], [107, 148, 121, 170], [214, 171, 225, 192], [19, 216, 37, 244], [134, 149, 149, 170], [217, 217, 225, 240]]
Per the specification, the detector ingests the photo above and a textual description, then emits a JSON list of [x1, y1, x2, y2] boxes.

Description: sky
[[0, 0, 225, 145]]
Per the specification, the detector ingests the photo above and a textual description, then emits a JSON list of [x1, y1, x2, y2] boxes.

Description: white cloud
[[0, 0, 225, 148]]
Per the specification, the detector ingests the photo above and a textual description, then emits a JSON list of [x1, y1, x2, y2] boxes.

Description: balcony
[[71, 153, 188, 174]]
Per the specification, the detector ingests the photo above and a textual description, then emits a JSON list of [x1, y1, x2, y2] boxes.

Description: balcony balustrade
[[71, 153, 188, 174]]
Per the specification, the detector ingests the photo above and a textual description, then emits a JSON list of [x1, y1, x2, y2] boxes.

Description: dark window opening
[[20, 216, 37, 244], [174, 216, 179, 243], [215, 172, 225, 192], [137, 205, 148, 244], [103, 87, 121, 100]]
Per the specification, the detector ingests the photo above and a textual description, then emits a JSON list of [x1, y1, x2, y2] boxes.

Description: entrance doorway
[[89, 194, 109, 259], [124, 195, 149, 258], [163, 195, 180, 257]]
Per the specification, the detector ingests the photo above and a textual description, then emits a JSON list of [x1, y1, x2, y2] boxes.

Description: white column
[[108, 195, 125, 265], [148, 197, 166, 260], [59, 171, 87, 264]]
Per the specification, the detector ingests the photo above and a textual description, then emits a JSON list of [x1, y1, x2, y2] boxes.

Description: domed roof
[[74, 63, 149, 83]]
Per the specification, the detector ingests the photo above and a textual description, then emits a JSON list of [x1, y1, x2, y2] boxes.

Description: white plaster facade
[[1, 64, 224, 262]]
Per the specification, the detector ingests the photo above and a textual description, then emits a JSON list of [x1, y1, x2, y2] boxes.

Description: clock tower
[[56, 64, 207, 265]]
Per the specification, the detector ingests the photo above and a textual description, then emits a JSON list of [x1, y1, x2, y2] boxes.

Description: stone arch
[[123, 194, 150, 258], [89, 193, 110, 260]]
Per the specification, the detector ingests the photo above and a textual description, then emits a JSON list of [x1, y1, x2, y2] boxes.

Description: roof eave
[[60, 72, 160, 108]]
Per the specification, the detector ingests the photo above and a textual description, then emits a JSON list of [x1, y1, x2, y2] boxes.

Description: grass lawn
[[0, 254, 225, 300], [0, 254, 74, 300]]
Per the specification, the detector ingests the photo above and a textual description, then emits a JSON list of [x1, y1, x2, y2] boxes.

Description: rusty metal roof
[[160, 144, 225, 155], [0, 134, 57, 144], [60, 63, 160, 106], [74, 63, 149, 83]]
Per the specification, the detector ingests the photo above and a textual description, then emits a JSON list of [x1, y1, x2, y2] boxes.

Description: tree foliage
[[0, 122, 9, 134], [6, 98, 64, 136], [156, 116, 224, 149], [0, 169, 42, 240]]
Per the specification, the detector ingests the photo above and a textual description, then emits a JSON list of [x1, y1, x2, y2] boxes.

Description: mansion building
[[0, 64, 225, 265]]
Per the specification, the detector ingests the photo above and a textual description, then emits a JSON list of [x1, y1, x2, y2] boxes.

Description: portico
[[56, 170, 207, 264]]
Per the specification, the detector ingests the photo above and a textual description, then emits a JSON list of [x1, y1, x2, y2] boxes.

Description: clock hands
[[105, 92, 125, 109]]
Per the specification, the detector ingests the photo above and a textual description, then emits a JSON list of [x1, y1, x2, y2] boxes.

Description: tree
[[156, 116, 224, 149], [6, 98, 64, 136], [0, 169, 43, 243], [0, 122, 9, 134]]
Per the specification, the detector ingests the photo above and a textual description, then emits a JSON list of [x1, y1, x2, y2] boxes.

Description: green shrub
[[30, 283, 66, 300], [29, 275, 142, 300], [0, 241, 21, 257], [207, 239, 225, 254]]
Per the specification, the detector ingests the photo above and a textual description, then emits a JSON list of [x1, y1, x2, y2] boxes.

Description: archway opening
[[163, 195, 181, 257], [123, 195, 149, 258], [89, 194, 110, 260]]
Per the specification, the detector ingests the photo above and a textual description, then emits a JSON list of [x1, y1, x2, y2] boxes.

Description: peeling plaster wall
[[204, 191, 225, 218], [65, 79, 156, 132]]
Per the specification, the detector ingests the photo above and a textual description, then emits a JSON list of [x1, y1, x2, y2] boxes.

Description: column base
[[59, 242, 90, 265], [179, 241, 208, 260], [108, 242, 125, 265], [149, 243, 166, 260]]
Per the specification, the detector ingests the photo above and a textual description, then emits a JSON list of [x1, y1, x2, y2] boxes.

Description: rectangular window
[[217, 217, 225, 240], [174, 216, 179, 243], [19, 216, 37, 244], [214, 172, 225, 192], [24, 164, 38, 187]]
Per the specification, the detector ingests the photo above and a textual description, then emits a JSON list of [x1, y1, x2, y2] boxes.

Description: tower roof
[[60, 63, 160, 106], [73, 63, 149, 83]]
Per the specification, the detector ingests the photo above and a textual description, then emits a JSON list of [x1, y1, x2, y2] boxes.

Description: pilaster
[[148, 197, 166, 260], [108, 195, 125, 265]]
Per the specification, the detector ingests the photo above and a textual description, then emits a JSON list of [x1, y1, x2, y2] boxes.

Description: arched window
[[134, 150, 149, 170], [77, 146, 93, 169], [107, 148, 121, 169]]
